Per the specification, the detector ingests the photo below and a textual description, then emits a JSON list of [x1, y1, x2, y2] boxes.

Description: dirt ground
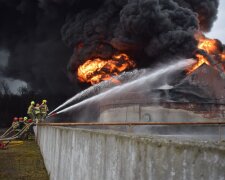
[[0, 138, 49, 180]]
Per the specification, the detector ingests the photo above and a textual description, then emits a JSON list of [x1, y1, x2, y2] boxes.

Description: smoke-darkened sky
[[0, 0, 223, 95]]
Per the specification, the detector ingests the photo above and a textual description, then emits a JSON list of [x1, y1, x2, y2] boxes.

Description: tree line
[[0, 81, 71, 128]]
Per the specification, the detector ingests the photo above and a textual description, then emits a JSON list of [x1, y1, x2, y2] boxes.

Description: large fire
[[187, 34, 225, 74], [77, 53, 136, 85]]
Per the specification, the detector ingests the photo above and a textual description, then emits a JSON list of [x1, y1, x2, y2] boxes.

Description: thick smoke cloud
[[0, 0, 77, 94], [0, 0, 219, 94], [174, 0, 219, 32], [61, 0, 219, 79]]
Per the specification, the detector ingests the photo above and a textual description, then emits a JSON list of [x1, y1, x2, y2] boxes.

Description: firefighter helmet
[[31, 101, 35, 105], [42, 99, 47, 103], [13, 117, 18, 121]]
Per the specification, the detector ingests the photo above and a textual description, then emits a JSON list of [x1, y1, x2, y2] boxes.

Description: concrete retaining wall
[[37, 126, 225, 180]]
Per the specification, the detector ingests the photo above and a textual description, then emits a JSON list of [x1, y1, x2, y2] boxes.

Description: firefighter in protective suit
[[12, 117, 19, 130], [23, 117, 28, 124], [35, 103, 41, 122], [18, 117, 25, 129], [40, 99, 49, 121], [27, 101, 35, 120]]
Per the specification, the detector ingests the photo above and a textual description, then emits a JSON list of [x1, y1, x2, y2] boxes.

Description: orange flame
[[197, 37, 219, 54], [187, 34, 224, 74], [187, 54, 210, 74], [221, 52, 225, 61], [77, 53, 135, 84]]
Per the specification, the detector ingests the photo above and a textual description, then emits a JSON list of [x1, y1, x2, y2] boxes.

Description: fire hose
[[0, 123, 35, 141], [8, 123, 34, 139], [0, 122, 21, 138], [0, 126, 14, 138]]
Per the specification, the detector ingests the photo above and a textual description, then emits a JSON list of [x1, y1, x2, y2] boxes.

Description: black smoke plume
[[0, 0, 77, 95], [61, 0, 219, 81], [0, 0, 219, 93]]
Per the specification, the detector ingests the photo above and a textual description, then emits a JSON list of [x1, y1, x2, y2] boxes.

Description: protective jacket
[[27, 105, 35, 114], [35, 106, 40, 115], [12, 121, 19, 129], [40, 104, 49, 114]]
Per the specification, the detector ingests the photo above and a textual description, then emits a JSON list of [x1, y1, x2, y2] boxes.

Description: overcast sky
[[207, 0, 225, 43]]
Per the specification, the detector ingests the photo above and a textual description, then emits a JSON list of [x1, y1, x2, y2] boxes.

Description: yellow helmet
[[42, 99, 47, 103], [31, 101, 35, 105]]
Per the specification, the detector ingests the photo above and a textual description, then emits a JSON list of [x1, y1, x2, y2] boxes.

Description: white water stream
[[48, 69, 143, 115], [54, 59, 194, 115]]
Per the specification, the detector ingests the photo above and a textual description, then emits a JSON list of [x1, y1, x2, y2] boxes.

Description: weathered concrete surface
[[37, 126, 225, 180]]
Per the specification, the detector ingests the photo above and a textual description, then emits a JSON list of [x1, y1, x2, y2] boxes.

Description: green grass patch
[[0, 140, 49, 180]]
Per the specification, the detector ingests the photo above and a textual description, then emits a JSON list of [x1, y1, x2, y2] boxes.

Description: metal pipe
[[38, 121, 225, 127]]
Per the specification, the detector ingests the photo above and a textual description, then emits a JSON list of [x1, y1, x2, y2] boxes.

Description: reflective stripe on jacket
[[35, 107, 40, 114]]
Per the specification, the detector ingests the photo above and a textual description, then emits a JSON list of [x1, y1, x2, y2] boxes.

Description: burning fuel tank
[[98, 64, 225, 123]]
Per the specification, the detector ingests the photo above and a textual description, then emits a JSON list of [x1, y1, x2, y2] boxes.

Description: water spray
[[48, 82, 106, 116], [56, 59, 194, 115], [48, 69, 143, 116]]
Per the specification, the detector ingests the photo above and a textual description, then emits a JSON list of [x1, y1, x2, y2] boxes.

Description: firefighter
[[27, 101, 35, 120], [27, 119, 33, 123], [18, 117, 25, 129], [23, 117, 28, 124], [25, 118, 33, 126], [0, 117, 18, 138], [27, 118, 35, 136], [13, 117, 18, 121], [34, 103, 41, 122], [40, 99, 49, 121], [22, 117, 34, 139], [12, 117, 19, 130]]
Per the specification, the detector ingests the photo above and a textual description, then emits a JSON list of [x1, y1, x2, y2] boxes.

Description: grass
[[0, 138, 49, 180]]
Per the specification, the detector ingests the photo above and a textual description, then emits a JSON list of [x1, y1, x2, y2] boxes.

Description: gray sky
[[207, 0, 225, 43]]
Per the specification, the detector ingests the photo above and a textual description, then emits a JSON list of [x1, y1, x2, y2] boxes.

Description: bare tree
[[0, 80, 11, 95], [17, 86, 29, 95]]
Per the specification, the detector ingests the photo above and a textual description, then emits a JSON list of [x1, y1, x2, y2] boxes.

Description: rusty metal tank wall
[[99, 104, 208, 122], [98, 90, 225, 122]]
